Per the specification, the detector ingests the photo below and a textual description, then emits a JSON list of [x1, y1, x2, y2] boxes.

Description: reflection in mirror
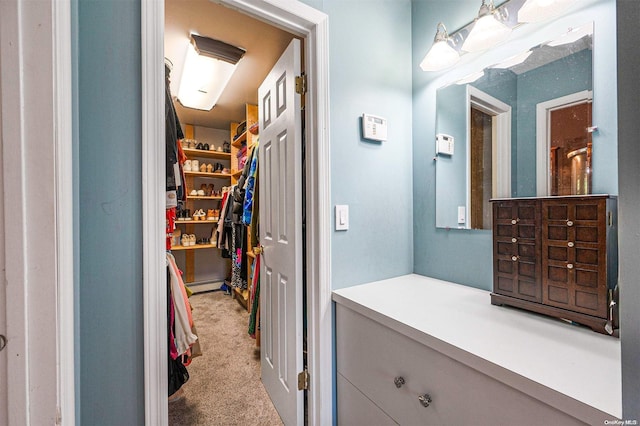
[[435, 22, 593, 230]]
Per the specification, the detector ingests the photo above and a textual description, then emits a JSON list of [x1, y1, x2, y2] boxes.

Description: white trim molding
[[1, 0, 74, 423], [53, 0, 76, 423], [141, 1, 332, 425], [536, 90, 593, 196], [142, 0, 169, 424]]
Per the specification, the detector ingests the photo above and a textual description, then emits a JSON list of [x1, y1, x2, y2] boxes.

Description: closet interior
[[163, 0, 296, 420]]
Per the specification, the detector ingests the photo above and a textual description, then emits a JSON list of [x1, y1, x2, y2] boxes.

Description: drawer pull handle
[[418, 394, 432, 408], [567, 263, 574, 269], [567, 242, 574, 248], [511, 219, 517, 225], [394, 377, 405, 388], [567, 220, 574, 227], [511, 256, 518, 262], [511, 238, 517, 243]]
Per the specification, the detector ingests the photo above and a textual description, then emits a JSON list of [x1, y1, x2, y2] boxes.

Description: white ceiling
[[165, 0, 297, 130]]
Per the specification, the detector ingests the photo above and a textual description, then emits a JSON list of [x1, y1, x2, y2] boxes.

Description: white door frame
[[466, 86, 512, 225], [536, 90, 593, 196], [141, 1, 332, 425], [0, 0, 75, 424]]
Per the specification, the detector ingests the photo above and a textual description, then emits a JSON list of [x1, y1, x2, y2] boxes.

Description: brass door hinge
[[297, 369, 309, 390], [295, 74, 307, 95]]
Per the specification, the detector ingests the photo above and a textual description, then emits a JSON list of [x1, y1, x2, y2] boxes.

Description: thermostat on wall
[[436, 133, 454, 155], [362, 113, 388, 141]]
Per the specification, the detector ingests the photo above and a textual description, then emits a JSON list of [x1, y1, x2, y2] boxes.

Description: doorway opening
[[535, 90, 593, 196], [549, 101, 593, 196], [143, 1, 332, 425], [467, 86, 511, 229], [164, 0, 302, 423]]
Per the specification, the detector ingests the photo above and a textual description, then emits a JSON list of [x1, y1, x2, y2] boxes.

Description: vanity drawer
[[337, 373, 397, 426], [336, 305, 584, 426]]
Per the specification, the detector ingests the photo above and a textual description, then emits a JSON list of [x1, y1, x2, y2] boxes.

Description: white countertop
[[332, 274, 622, 419]]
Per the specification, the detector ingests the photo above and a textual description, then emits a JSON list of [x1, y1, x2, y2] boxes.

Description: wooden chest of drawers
[[491, 195, 618, 335]]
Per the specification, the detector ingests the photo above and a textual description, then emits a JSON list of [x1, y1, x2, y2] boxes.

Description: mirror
[[435, 23, 594, 230]]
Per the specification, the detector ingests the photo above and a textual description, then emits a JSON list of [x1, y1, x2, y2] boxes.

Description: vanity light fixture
[[462, 0, 512, 53], [420, 22, 460, 72], [177, 34, 246, 111], [518, 0, 578, 23]]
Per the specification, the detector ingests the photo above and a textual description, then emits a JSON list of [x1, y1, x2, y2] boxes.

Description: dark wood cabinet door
[[493, 200, 541, 303], [542, 198, 608, 318]]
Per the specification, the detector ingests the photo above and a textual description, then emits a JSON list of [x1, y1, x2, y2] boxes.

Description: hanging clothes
[[248, 254, 260, 338], [165, 63, 184, 204], [167, 267, 188, 396], [167, 253, 198, 355], [242, 144, 259, 226]]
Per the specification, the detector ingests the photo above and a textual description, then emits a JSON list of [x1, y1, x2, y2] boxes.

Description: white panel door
[[258, 39, 303, 426]]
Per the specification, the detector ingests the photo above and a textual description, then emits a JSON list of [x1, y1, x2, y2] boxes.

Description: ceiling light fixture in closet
[[177, 34, 246, 111]]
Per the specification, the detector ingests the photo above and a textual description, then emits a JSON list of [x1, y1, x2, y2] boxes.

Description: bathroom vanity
[[333, 275, 621, 425]]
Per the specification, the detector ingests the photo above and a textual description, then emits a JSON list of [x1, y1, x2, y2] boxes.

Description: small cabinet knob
[[418, 394, 432, 408], [511, 219, 517, 225], [511, 237, 517, 243], [567, 220, 574, 227], [567, 242, 574, 248], [394, 376, 405, 388], [511, 256, 518, 262], [567, 263, 574, 269]]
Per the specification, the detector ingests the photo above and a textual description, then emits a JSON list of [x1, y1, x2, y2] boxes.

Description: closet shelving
[[171, 124, 232, 284]]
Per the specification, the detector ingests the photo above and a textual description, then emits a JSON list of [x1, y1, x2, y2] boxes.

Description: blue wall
[[515, 48, 593, 195], [412, 0, 617, 290], [74, 0, 145, 424], [307, 0, 414, 290], [434, 83, 467, 228]]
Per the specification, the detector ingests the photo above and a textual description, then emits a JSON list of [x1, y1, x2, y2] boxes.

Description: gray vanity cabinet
[[335, 304, 586, 425]]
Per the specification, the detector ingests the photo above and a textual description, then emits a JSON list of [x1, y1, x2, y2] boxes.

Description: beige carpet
[[169, 291, 283, 425]]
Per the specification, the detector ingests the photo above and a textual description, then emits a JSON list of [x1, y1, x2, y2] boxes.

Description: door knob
[[0, 335, 6, 352]]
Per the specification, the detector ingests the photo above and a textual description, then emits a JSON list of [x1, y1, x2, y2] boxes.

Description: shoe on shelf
[[203, 143, 209, 150], [183, 160, 192, 172], [200, 183, 209, 196], [206, 163, 213, 173], [196, 142, 203, 150], [207, 183, 215, 195], [221, 168, 230, 174], [213, 163, 223, 173], [191, 160, 199, 171], [197, 189, 205, 196], [183, 209, 191, 220], [196, 209, 207, 221], [210, 228, 217, 245], [206, 209, 216, 220], [209, 144, 216, 151], [172, 228, 182, 247], [181, 233, 189, 247], [189, 234, 196, 246], [199, 163, 207, 172], [190, 189, 198, 196]]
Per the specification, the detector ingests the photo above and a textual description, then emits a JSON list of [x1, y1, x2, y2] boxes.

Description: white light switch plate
[[335, 205, 349, 231], [458, 206, 466, 224]]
